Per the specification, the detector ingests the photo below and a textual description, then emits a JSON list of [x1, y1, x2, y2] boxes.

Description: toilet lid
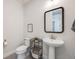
[[16, 45, 27, 52]]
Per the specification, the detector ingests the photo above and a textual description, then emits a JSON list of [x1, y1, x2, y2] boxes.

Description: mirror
[[44, 7, 64, 33]]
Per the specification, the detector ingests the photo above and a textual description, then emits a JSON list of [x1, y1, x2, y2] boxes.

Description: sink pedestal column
[[49, 47, 55, 59]]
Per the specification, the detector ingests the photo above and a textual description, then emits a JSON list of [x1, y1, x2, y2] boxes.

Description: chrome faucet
[[51, 34, 56, 40]]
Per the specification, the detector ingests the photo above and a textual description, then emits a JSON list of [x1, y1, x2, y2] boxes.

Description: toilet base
[[17, 53, 26, 59]]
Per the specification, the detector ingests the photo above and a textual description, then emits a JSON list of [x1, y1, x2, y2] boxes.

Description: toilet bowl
[[16, 45, 27, 59], [16, 38, 30, 59]]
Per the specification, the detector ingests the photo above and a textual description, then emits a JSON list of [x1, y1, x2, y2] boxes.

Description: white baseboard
[[3, 50, 16, 58]]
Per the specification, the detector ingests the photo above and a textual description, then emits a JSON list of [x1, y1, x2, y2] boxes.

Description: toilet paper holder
[[3, 39, 7, 47]]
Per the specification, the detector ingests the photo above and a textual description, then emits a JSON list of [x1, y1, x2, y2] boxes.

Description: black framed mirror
[[44, 7, 64, 33]]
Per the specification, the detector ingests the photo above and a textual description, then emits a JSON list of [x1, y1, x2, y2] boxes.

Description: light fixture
[[44, 0, 53, 9], [44, 0, 60, 10]]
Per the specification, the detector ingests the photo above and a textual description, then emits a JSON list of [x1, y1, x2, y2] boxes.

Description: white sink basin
[[43, 38, 64, 47], [43, 38, 64, 59]]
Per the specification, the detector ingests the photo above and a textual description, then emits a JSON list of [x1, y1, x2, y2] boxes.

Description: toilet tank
[[24, 38, 30, 47]]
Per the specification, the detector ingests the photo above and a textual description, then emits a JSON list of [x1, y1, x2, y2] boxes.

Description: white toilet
[[16, 38, 30, 59]]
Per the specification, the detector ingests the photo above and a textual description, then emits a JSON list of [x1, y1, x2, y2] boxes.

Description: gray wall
[[3, 0, 24, 58], [24, 0, 75, 59]]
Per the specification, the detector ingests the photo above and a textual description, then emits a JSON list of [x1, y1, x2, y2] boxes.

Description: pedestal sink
[[43, 38, 64, 59]]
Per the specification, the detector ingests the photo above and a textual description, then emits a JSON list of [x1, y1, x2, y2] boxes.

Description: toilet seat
[[16, 45, 28, 54]]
